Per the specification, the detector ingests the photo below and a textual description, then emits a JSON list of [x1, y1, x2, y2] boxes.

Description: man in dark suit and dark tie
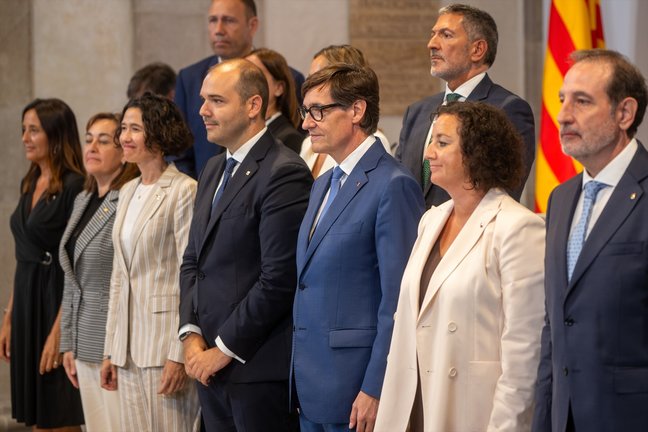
[[291, 64, 425, 432], [397, 3, 535, 208], [174, 0, 305, 179], [178, 58, 312, 431], [532, 49, 648, 432]]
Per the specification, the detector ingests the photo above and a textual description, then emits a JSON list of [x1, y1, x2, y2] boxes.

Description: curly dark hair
[[435, 101, 524, 192], [116, 92, 192, 157]]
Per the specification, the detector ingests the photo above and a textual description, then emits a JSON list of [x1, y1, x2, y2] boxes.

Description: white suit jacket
[[104, 164, 196, 368], [375, 189, 545, 432]]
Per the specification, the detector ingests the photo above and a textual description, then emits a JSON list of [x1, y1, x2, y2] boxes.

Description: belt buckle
[[41, 251, 52, 265]]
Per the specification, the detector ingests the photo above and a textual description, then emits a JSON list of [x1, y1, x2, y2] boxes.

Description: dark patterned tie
[[210, 157, 237, 219]]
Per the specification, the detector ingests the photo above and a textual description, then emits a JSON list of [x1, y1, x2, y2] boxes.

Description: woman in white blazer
[[59, 112, 139, 431], [99, 94, 199, 432], [375, 102, 545, 432]]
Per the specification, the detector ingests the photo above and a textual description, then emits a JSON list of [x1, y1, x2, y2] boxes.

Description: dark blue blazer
[[532, 143, 648, 432], [291, 140, 425, 423], [179, 130, 312, 384], [396, 73, 536, 208], [174, 55, 305, 178]]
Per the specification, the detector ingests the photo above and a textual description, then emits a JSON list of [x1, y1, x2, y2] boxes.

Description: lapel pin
[[630, 192, 637, 200], [480, 222, 484, 228], [246, 170, 251, 176], [155, 194, 161, 200], [103, 207, 109, 212], [356, 181, 361, 187]]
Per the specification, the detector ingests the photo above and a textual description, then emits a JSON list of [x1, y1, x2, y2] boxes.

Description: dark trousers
[[197, 380, 298, 432]]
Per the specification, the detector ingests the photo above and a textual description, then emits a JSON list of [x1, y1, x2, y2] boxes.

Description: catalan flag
[[535, 0, 605, 212]]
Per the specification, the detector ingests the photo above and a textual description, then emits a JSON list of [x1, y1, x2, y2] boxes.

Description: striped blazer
[[104, 164, 196, 368], [59, 189, 119, 363]]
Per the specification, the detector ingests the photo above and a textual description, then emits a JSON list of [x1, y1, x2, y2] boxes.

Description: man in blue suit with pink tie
[[533, 49, 648, 432], [291, 64, 425, 432]]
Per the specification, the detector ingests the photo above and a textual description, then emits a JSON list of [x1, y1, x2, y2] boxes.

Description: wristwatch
[[179, 331, 193, 341]]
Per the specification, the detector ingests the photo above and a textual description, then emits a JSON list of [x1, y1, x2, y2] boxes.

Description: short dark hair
[[570, 49, 648, 138], [116, 93, 193, 157], [302, 64, 379, 134], [21, 98, 85, 196], [83, 112, 139, 193], [127, 62, 176, 99], [439, 4, 498, 67], [211, 58, 269, 119], [313, 45, 368, 67], [436, 101, 524, 192], [249, 48, 299, 127], [241, 0, 257, 18]]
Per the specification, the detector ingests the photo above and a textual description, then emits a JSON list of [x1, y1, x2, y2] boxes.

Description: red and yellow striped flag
[[535, 0, 605, 212]]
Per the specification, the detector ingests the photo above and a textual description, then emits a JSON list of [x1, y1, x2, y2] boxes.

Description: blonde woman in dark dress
[[0, 98, 85, 431]]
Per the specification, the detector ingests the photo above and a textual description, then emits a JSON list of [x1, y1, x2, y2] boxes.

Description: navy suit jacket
[[396, 73, 536, 208], [291, 140, 425, 423], [532, 143, 648, 432], [179, 130, 312, 384], [174, 55, 305, 178], [268, 114, 305, 154]]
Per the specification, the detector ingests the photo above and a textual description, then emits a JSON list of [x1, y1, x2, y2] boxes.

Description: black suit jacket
[[174, 55, 305, 178], [533, 142, 648, 432], [268, 114, 305, 154], [179, 130, 312, 383], [396, 73, 536, 208]]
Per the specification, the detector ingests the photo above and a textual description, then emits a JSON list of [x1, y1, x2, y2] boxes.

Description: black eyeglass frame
[[298, 103, 346, 122]]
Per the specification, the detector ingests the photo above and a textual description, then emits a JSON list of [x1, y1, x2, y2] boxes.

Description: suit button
[[563, 367, 569, 376], [448, 367, 458, 378], [564, 318, 574, 326], [197, 272, 205, 280], [447, 322, 457, 333], [299, 283, 306, 290]]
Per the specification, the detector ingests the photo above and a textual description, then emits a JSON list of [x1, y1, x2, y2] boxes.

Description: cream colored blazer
[[375, 189, 545, 432], [104, 164, 196, 368]]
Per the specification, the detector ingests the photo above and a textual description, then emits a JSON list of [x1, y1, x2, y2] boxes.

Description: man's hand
[[100, 358, 118, 391], [62, 351, 79, 388], [349, 391, 379, 432], [0, 316, 10, 361], [186, 346, 233, 386], [158, 359, 188, 395], [182, 333, 207, 378]]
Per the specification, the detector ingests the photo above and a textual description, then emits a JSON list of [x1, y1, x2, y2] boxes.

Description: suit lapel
[[296, 173, 329, 273], [301, 140, 383, 271], [113, 179, 136, 276], [196, 155, 226, 254], [568, 146, 648, 291], [405, 203, 452, 319], [420, 96, 444, 198], [59, 191, 91, 277], [418, 189, 503, 320], [202, 133, 272, 251], [73, 190, 118, 265], [466, 73, 494, 102], [129, 166, 177, 265], [550, 176, 582, 292]]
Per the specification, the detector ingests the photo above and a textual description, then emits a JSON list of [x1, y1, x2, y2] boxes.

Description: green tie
[[422, 93, 462, 187]]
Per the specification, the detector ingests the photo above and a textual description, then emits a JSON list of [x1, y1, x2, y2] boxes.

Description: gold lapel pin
[[630, 192, 637, 200], [103, 207, 109, 212]]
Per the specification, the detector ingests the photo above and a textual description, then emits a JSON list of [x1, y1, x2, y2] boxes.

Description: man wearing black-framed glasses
[[291, 64, 424, 432]]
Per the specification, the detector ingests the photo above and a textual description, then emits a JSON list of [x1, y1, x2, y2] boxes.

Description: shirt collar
[[336, 135, 376, 177], [265, 112, 281, 126], [227, 127, 268, 164], [444, 72, 486, 101], [582, 138, 638, 188]]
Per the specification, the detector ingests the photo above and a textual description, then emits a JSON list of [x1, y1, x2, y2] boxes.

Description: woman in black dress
[[0, 98, 86, 430]]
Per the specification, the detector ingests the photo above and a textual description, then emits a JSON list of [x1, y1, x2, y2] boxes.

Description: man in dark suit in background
[[292, 64, 424, 432], [397, 3, 535, 208], [174, 0, 305, 178], [178, 58, 312, 431], [533, 49, 648, 432]]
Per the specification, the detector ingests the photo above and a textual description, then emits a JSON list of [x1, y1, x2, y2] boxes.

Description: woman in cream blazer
[[101, 94, 199, 432], [375, 102, 545, 432]]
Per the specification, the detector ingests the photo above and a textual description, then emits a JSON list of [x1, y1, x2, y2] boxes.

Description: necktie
[[566, 180, 607, 281], [317, 166, 344, 225], [211, 157, 237, 217], [422, 92, 463, 187]]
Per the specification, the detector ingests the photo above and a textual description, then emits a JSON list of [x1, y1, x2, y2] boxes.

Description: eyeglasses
[[298, 103, 345, 122]]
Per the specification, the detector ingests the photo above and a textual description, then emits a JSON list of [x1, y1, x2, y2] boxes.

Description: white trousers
[[75, 359, 121, 432]]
